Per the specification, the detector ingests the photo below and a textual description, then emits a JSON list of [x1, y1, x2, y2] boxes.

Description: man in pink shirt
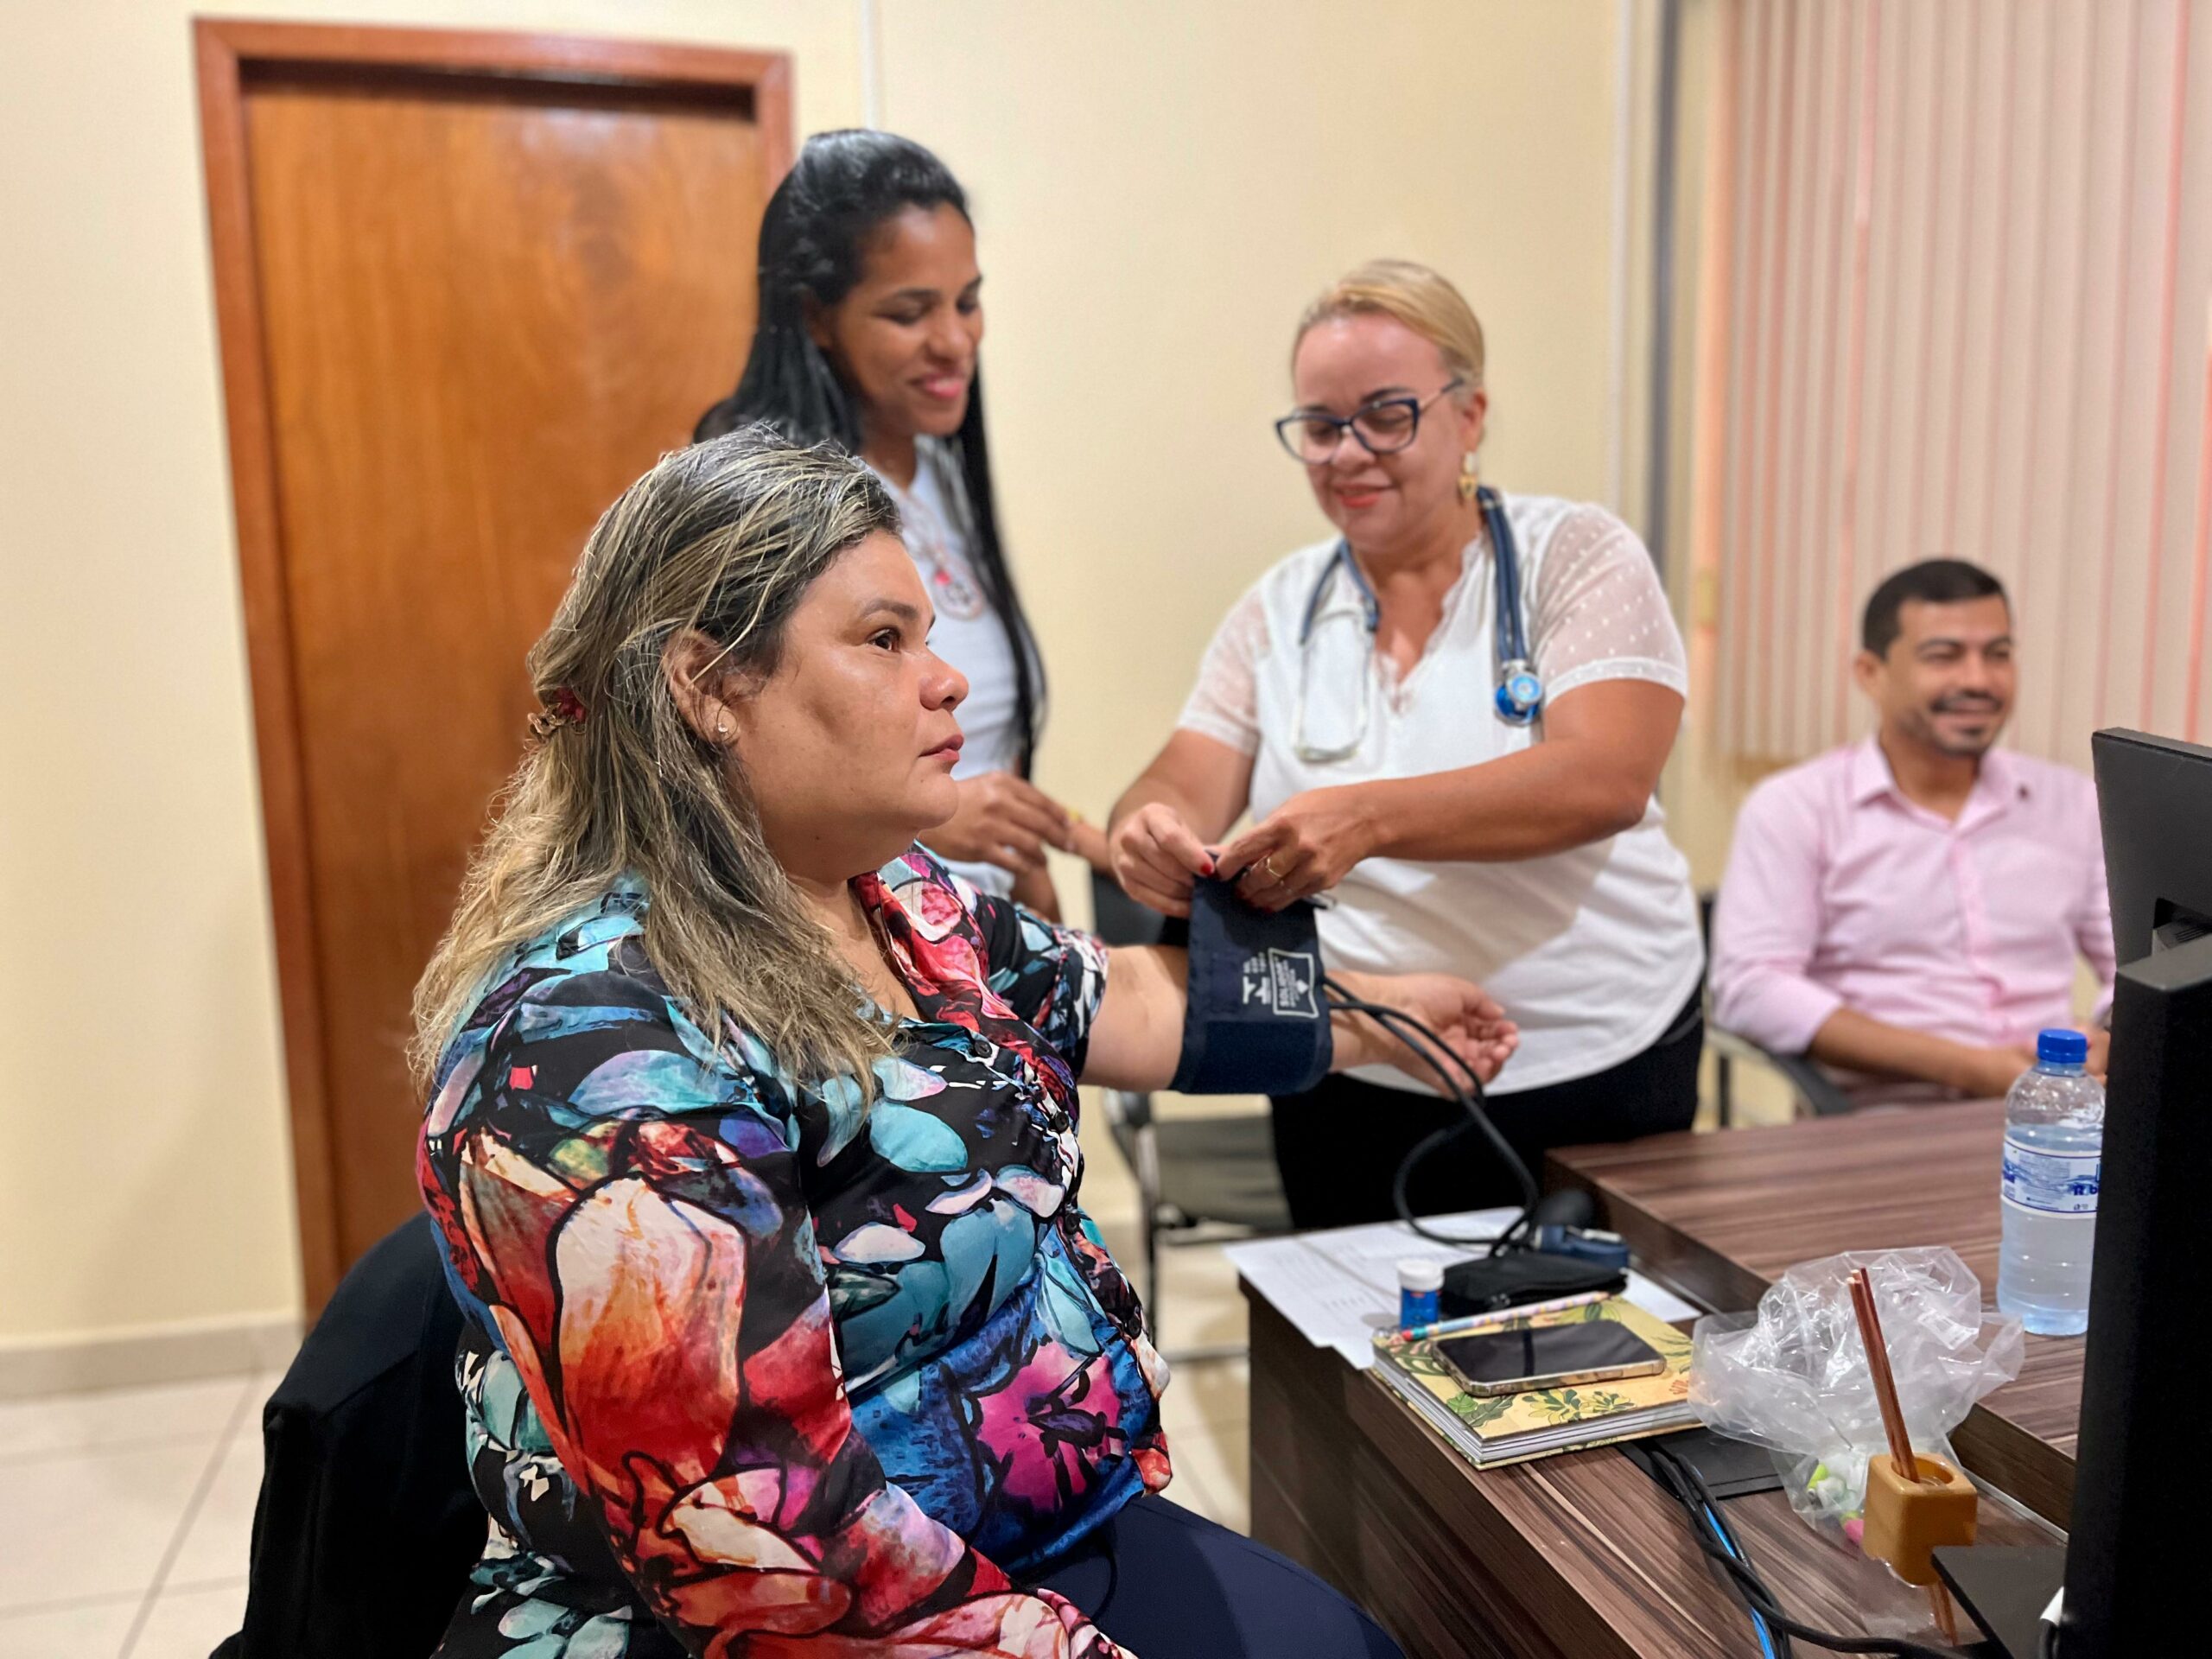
[[1711, 559, 2114, 1103]]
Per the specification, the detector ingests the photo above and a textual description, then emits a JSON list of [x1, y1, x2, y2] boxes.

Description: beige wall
[[0, 0, 1630, 1346], [1652, 0, 1777, 893], [0, 0, 863, 1350]]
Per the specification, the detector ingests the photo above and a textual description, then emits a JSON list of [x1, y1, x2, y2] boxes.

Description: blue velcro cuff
[[1170, 878, 1333, 1096]]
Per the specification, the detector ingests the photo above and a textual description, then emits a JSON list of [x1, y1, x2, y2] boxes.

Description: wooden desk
[[1548, 1102, 2082, 1526], [1246, 1294, 2056, 1657], [1243, 1105, 2075, 1657]]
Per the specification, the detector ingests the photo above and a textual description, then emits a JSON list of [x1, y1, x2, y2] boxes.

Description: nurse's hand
[[1217, 785, 1378, 911], [931, 772, 1074, 874], [1109, 802, 1216, 918], [1330, 970, 1520, 1089]]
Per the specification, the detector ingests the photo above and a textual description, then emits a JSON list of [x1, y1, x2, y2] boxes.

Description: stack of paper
[[1369, 1297, 1697, 1468]]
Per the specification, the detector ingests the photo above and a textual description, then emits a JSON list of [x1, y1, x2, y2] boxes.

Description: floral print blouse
[[416, 848, 1169, 1658]]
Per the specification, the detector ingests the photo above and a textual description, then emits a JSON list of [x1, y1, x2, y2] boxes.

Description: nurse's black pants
[[1269, 984, 1705, 1231]]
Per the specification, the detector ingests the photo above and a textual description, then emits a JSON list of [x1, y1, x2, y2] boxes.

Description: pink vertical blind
[[1700, 0, 2212, 768]]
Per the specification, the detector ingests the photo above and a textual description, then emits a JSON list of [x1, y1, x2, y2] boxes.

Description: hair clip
[[529, 686, 588, 739]]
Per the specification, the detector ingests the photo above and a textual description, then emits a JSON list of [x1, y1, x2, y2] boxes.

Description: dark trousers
[[1034, 1494, 1402, 1658], [1270, 991, 1705, 1230]]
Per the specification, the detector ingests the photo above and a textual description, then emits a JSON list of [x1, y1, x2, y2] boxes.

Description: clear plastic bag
[[1688, 1247, 2024, 1541]]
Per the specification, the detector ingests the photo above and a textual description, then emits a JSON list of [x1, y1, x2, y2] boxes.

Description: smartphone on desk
[[1434, 1319, 1666, 1397]]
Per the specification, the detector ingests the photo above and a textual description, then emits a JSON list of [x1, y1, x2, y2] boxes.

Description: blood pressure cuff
[[1169, 877, 1333, 1096]]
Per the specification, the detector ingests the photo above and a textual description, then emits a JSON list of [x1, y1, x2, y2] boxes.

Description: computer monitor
[[2057, 730, 2212, 1656], [1938, 730, 2210, 1657], [2094, 728, 2212, 960]]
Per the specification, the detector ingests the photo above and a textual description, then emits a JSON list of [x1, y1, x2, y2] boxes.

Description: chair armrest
[[1707, 1027, 1856, 1118]]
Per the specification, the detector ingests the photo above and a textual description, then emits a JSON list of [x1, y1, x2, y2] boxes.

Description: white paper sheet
[[1224, 1209, 1704, 1370]]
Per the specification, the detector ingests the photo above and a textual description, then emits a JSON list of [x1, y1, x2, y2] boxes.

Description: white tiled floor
[[0, 1370, 268, 1658]]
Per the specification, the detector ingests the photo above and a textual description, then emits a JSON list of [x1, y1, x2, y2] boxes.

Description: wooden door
[[196, 21, 790, 1306]]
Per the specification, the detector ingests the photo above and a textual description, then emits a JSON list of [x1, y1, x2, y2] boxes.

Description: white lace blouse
[[1176, 492, 1703, 1095]]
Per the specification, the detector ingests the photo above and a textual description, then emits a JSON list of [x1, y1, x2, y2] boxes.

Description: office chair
[[1087, 870, 1293, 1362], [1699, 889, 1854, 1120], [214, 1214, 483, 1659]]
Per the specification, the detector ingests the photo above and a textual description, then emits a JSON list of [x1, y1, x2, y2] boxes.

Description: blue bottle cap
[[2037, 1028, 2089, 1065]]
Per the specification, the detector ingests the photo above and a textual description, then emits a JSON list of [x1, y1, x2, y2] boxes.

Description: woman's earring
[[1459, 453, 1481, 505], [715, 719, 730, 742]]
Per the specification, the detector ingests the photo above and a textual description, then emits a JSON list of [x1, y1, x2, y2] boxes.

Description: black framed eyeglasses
[[1274, 378, 1466, 463]]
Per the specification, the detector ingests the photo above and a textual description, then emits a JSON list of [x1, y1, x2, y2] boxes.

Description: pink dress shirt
[[1710, 739, 2115, 1059]]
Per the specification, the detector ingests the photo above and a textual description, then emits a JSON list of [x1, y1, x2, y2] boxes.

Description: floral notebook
[[1370, 1296, 1696, 1468]]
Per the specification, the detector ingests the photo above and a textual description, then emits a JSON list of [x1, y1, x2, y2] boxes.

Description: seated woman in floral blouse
[[410, 427, 1516, 1659]]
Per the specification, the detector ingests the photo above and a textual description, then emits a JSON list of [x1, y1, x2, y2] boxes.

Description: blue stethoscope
[[1292, 484, 1542, 763]]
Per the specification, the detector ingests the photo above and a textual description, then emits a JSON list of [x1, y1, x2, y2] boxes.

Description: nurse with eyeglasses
[[1107, 259, 1705, 1232]]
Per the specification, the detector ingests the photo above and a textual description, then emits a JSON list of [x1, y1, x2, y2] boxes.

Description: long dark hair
[[696, 130, 1041, 774]]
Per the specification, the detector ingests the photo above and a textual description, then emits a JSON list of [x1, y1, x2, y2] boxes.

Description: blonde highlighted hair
[[409, 426, 904, 1095], [1294, 257, 1486, 391]]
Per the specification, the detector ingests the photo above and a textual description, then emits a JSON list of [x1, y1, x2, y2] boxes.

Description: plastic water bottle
[[1997, 1029, 2104, 1337]]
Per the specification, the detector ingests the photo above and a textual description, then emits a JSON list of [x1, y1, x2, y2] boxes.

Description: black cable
[[1647, 1443, 1967, 1659], [1318, 982, 1518, 1237], [1330, 992, 1536, 1253], [1319, 975, 1539, 1251], [1645, 1443, 1792, 1659]]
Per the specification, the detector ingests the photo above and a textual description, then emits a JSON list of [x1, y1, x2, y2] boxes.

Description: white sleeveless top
[[874, 440, 1040, 898], [1178, 492, 1702, 1094]]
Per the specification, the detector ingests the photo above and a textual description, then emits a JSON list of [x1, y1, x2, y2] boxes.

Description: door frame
[[192, 16, 792, 1309]]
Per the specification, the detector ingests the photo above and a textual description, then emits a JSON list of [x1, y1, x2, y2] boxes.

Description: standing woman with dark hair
[[699, 129, 1103, 912]]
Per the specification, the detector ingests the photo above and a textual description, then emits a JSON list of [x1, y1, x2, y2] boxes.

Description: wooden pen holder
[[1860, 1452, 1978, 1585]]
